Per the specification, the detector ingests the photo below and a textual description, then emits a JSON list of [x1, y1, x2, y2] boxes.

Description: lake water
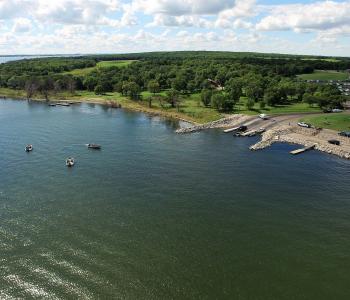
[[0, 99, 350, 299], [0, 55, 77, 64]]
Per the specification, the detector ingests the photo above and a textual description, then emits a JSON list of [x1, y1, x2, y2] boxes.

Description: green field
[[298, 70, 349, 81], [301, 58, 341, 62], [65, 60, 137, 76], [235, 97, 321, 115], [300, 113, 350, 131]]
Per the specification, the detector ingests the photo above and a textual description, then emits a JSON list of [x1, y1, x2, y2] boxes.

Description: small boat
[[56, 102, 71, 107], [66, 157, 75, 167], [25, 144, 33, 152], [48, 103, 56, 107], [87, 144, 101, 150]]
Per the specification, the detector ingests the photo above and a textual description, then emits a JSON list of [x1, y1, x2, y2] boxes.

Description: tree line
[[0, 52, 348, 110]]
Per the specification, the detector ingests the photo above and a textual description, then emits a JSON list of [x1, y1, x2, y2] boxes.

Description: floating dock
[[223, 126, 240, 133], [290, 144, 316, 155]]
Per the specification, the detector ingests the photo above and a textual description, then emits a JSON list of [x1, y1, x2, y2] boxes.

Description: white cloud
[[12, 18, 32, 33], [34, 0, 121, 25], [147, 14, 212, 28], [133, 0, 236, 16], [0, 0, 30, 19], [0, 0, 350, 56], [256, 1, 350, 32]]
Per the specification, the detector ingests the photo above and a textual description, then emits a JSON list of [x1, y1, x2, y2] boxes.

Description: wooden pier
[[290, 144, 316, 155]]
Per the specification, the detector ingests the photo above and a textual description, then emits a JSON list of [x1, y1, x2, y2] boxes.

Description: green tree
[[245, 82, 264, 102], [83, 76, 98, 91], [166, 88, 181, 110], [211, 92, 234, 112], [201, 89, 212, 107], [125, 81, 141, 100], [225, 78, 242, 105], [246, 98, 255, 110], [94, 84, 106, 95], [25, 78, 38, 99], [147, 80, 160, 95]]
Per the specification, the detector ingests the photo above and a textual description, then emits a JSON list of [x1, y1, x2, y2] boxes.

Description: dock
[[241, 128, 265, 137], [223, 126, 240, 133], [290, 144, 316, 155], [56, 103, 71, 107]]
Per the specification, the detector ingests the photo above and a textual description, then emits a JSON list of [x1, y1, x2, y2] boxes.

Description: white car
[[259, 114, 269, 120], [297, 122, 312, 128], [332, 108, 343, 113]]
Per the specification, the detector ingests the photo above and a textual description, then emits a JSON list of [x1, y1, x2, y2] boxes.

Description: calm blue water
[[0, 55, 77, 64], [0, 99, 350, 299], [0, 56, 46, 64]]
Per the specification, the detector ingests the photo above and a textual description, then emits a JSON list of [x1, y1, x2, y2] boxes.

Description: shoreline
[[177, 114, 350, 160], [2, 94, 349, 160], [0, 94, 199, 126]]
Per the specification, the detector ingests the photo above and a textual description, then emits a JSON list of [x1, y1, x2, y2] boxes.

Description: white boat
[[66, 157, 75, 167], [25, 144, 33, 152]]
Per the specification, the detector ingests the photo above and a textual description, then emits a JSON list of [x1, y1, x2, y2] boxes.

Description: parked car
[[328, 139, 340, 146], [323, 108, 332, 113], [297, 122, 312, 128], [259, 114, 269, 120], [338, 131, 350, 138], [332, 108, 343, 113]]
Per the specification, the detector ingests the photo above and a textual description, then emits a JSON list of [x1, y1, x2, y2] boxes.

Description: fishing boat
[[87, 144, 101, 150], [66, 157, 75, 167], [25, 144, 33, 152]]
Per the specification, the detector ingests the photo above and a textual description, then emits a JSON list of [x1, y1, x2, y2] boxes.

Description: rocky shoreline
[[250, 125, 350, 159], [177, 114, 350, 160]]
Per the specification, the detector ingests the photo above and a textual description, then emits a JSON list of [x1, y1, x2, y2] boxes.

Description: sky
[[0, 0, 350, 56]]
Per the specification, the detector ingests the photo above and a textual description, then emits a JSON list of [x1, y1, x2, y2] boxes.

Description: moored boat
[[66, 157, 75, 167], [87, 144, 101, 150], [25, 144, 33, 152]]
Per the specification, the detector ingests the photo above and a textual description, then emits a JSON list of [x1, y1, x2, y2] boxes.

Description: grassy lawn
[[0, 87, 325, 124], [65, 60, 137, 76], [301, 58, 341, 62], [236, 97, 321, 115], [97, 60, 137, 68], [0, 87, 27, 98], [298, 70, 349, 81], [300, 113, 350, 131]]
